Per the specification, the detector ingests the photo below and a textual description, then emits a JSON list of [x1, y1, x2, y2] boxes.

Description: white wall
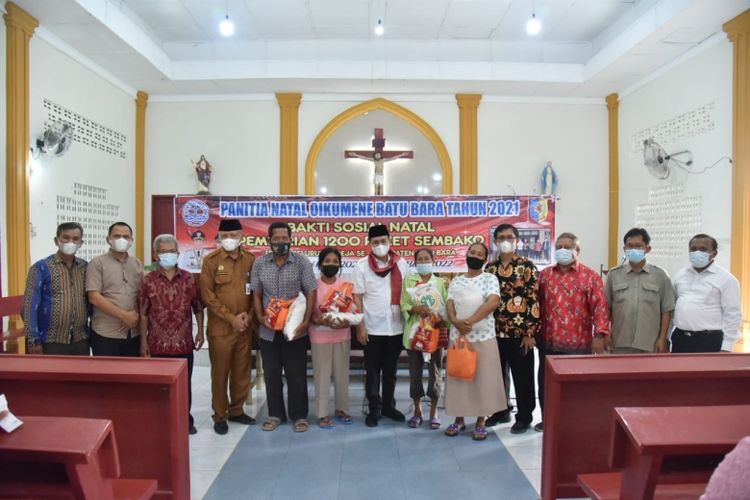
[[144, 99, 279, 260], [28, 37, 136, 264], [478, 101, 610, 270], [618, 36, 733, 276]]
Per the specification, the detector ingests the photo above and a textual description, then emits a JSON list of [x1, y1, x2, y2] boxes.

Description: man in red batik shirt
[[140, 234, 205, 435], [535, 232, 609, 432]]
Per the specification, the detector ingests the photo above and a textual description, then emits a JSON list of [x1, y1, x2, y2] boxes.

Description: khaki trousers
[[311, 340, 350, 418], [209, 332, 251, 422]]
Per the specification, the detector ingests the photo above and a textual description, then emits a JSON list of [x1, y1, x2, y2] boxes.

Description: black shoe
[[510, 422, 530, 434], [365, 412, 380, 427], [485, 411, 512, 427], [381, 407, 405, 422], [533, 422, 543, 432], [189, 424, 197, 435], [228, 413, 257, 425], [214, 421, 229, 435]]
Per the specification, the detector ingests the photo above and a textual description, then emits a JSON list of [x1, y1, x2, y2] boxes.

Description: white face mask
[[372, 243, 390, 258], [110, 237, 132, 253], [221, 238, 240, 252], [498, 240, 515, 254], [58, 242, 79, 256], [554, 248, 576, 265]]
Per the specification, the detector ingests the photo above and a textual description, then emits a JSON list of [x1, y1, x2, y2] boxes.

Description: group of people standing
[[22, 219, 741, 440]]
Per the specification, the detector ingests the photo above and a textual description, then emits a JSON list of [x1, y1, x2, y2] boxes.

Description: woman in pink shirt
[[310, 247, 353, 429]]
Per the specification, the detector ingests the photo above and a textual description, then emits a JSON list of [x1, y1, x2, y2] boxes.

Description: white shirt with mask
[[672, 261, 742, 351], [353, 255, 409, 336]]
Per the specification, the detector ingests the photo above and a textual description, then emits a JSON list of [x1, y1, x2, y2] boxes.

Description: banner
[[174, 195, 556, 273]]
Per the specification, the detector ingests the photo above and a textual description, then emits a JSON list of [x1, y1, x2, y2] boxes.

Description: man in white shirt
[[353, 224, 409, 427], [671, 233, 742, 353]]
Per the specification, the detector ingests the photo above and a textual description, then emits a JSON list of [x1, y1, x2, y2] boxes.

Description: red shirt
[[538, 262, 609, 354], [139, 268, 202, 355]]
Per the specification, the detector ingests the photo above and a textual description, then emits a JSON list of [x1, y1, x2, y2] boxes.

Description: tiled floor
[[189, 363, 544, 500]]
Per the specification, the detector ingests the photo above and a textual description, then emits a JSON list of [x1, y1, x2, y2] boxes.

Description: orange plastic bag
[[266, 297, 294, 331], [410, 315, 440, 353], [319, 282, 354, 313], [447, 336, 477, 381]]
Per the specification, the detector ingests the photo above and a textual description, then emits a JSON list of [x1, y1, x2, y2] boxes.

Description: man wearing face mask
[[200, 219, 256, 435], [671, 233, 741, 353], [250, 221, 317, 433], [605, 228, 675, 354], [484, 224, 540, 433], [353, 224, 409, 427], [87, 222, 144, 357], [139, 234, 204, 434], [535, 232, 609, 432], [23, 222, 89, 355]]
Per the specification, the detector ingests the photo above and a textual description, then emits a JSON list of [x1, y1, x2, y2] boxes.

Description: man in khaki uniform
[[200, 219, 256, 435], [605, 227, 675, 353]]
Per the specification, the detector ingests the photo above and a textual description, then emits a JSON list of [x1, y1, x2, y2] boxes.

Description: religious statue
[[192, 155, 213, 194], [540, 161, 558, 195], [345, 128, 413, 195]]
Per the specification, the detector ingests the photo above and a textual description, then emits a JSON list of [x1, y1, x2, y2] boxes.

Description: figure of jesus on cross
[[344, 128, 414, 195]]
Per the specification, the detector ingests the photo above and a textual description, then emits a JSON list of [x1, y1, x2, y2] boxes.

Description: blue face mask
[[625, 248, 646, 264], [159, 252, 179, 269], [554, 248, 575, 265], [416, 263, 433, 275], [689, 251, 711, 268]]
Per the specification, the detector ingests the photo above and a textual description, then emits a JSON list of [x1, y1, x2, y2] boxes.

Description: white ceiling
[[9, 0, 750, 97]]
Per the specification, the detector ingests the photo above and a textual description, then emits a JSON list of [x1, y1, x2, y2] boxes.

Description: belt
[[674, 328, 722, 336]]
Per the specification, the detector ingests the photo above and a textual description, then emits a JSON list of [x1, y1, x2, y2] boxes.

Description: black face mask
[[320, 265, 340, 278], [271, 242, 290, 256], [466, 256, 485, 270]]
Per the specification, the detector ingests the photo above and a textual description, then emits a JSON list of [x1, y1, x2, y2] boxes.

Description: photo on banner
[[174, 195, 556, 273]]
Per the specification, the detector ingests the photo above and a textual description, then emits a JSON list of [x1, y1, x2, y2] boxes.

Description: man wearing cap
[[200, 219, 256, 435], [353, 224, 409, 427], [178, 230, 207, 272]]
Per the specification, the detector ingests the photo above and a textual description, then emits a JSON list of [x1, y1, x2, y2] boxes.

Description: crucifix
[[344, 128, 414, 195]]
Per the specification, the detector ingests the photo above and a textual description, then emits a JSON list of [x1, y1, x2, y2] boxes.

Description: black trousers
[[91, 331, 140, 357], [537, 348, 570, 415], [671, 328, 723, 353], [494, 337, 536, 425], [260, 335, 309, 421], [363, 334, 403, 414], [42, 339, 90, 355], [154, 352, 194, 426]]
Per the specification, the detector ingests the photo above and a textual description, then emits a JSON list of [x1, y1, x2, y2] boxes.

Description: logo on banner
[[182, 199, 210, 227], [529, 199, 548, 224]]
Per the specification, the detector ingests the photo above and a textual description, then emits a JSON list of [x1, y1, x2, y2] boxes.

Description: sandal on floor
[[473, 426, 488, 441], [262, 417, 282, 432], [319, 417, 335, 430], [333, 411, 352, 425], [429, 417, 441, 430], [408, 415, 423, 428], [444, 423, 466, 437], [293, 419, 310, 433]]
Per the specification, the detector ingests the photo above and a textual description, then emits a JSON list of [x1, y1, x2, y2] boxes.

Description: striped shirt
[[23, 253, 89, 348]]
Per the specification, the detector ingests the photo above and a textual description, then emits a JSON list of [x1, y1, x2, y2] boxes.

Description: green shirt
[[399, 273, 449, 349]]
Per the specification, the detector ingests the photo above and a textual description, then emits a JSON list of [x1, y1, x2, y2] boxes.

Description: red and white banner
[[174, 195, 556, 273]]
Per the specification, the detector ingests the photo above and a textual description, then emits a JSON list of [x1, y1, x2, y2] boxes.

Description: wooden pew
[[540, 353, 750, 499], [577, 405, 750, 500], [0, 356, 189, 499], [0, 295, 24, 354], [0, 416, 156, 499]]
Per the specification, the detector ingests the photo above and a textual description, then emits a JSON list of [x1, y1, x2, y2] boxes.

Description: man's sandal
[[261, 417, 282, 432], [293, 419, 310, 433], [319, 417, 335, 430], [333, 411, 352, 425]]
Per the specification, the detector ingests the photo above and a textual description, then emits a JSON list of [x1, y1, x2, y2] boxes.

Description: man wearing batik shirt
[[536, 232, 609, 432], [485, 224, 540, 434], [140, 234, 204, 435], [23, 222, 89, 355]]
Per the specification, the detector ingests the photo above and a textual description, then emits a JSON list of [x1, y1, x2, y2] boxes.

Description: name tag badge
[[246, 283, 252, 295]]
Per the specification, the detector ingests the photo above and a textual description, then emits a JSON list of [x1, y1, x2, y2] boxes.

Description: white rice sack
[[283, 292, 307, 340]]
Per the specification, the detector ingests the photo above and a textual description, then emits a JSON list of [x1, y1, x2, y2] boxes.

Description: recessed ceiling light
[[374, 19, 384, 36], [219, 15, 234, 37], [526, 13, 541, 36]]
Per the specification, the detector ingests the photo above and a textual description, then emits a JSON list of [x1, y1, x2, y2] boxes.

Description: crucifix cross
[[344, 128, 414, 195]]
